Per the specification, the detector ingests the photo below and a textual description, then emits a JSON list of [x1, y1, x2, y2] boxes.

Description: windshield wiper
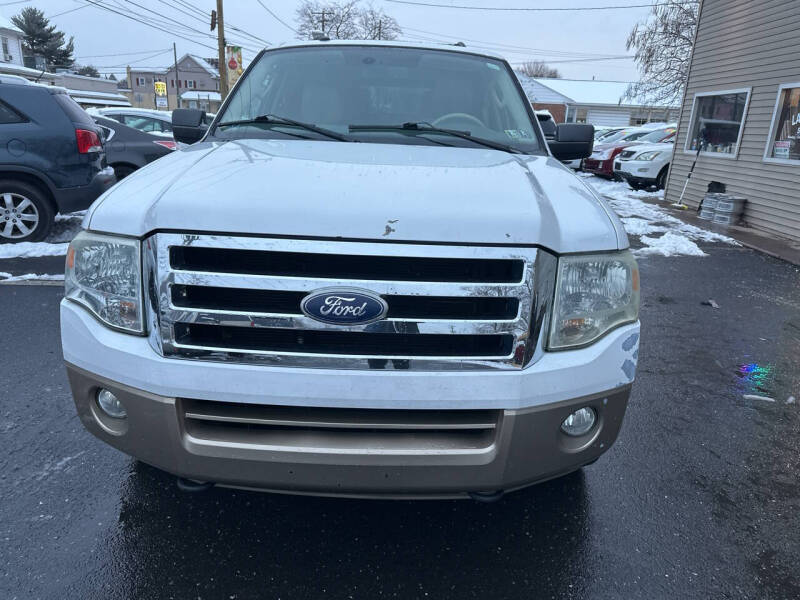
[[216, 114, 353, 142], [349, 122, 523, 154]]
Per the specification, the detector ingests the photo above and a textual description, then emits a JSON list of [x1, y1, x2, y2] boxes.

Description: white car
[[92, 107, 174, 138], [61, 41, 640, 500], [614, 141, 674, 190]]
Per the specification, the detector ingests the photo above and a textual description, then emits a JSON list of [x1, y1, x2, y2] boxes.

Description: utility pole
[[312, 9, 329, 34], [173, 42, 180, 109], [216, 0, 228, 99], [377, 20, 382, 40]]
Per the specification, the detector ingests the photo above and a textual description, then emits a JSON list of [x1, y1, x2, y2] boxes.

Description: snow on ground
[[0, 211, 84, 259], [581, 174, 738, 257]]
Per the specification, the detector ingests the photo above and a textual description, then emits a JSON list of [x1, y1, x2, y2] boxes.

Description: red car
[[583, 127, 676, 178]]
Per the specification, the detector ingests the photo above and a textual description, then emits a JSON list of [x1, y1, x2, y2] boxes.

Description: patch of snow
[[743, 394, 776, 403], [0, 241, 68, 259], [636, 232, 707, 257], [582, 175, 739, 257], [0, 272, 64, 282]]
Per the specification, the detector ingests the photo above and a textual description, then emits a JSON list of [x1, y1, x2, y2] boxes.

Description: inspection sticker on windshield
[[505, 129, 529, 139]]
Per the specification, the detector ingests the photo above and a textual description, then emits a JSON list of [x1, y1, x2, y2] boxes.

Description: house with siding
[[126, 55, 220, 112], [518, 76, 679, 126], [664, 0, 800, 242]]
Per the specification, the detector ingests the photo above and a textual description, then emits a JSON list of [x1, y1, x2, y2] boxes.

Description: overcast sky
[[13, 1, 653, 81]]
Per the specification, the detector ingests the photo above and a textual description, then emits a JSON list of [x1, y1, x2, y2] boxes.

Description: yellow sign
[[154, 81, 167, 96], [226, 45, 243, 88]]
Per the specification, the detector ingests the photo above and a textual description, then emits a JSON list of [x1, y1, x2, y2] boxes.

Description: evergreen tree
[[11, 7, 75, 71], [76, 65, 99, 78]]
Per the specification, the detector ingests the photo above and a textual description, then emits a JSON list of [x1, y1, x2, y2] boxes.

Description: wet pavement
[[2, 244, 799, 599]]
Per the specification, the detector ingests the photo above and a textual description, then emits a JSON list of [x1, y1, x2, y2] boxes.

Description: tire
[[656, 166, 669, 190], [112, 164, 136, 180], [0, 179, 55, 243]]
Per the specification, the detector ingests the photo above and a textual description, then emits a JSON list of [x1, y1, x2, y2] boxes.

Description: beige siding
[[664, 0, 800, 241]]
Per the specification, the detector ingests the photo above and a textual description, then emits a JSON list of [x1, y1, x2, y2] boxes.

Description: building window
[[136, 77, 146, 86], [764, 83, 800, 163], [170, 79, 174, 88], [685, 88, 751, 157], [1, 37, 9, 59]]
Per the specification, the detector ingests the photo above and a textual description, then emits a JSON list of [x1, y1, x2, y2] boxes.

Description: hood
[[623, 142, 674, 157], [86, 139, 626, 253]]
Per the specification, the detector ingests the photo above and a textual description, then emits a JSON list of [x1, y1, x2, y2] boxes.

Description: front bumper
[[52, 166, 116, 213], [614, 159, 661, 183], [62, 300, 639, 498], [582, 157, 614, 176]]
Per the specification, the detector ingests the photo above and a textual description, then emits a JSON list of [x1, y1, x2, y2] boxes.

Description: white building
[[518, 76, 679, 126]]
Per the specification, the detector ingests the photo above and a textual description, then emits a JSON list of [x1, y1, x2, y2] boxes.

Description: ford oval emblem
[[301, 288, 388, 325]]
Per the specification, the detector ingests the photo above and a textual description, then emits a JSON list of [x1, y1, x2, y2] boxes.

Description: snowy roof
[[68, 89, 131, 107], [0, 62, 56, 80], [181, 90, 221, 101], [0, 14, 22, 34], [518, 76, 678, 109], [186, 55, 219, 78]]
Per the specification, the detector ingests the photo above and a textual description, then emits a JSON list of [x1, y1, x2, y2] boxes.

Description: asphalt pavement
[[1, 244, 799, 600]]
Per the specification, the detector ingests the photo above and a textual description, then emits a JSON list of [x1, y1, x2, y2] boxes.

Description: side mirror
[[172, 109, 208, 144], [549, 123, 594, 161]]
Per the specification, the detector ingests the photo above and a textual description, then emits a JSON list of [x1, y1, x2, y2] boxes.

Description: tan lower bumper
[[66, 363, 630, 499]]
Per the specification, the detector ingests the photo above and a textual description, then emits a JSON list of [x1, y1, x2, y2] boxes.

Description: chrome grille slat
[[146, 233, 546, 371]]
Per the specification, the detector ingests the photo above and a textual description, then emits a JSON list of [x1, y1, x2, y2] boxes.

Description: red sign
[[228, 57, 238, 70]]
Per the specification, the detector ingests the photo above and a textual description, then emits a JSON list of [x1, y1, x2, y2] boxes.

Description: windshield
[[215, 45, 541, 153], [638, 127, 675, 143]]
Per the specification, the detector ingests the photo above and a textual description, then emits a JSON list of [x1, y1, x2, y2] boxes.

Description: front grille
[[147, 234, 543, 370], [171, 246, 524, 283], [181, 398, 500, 453]]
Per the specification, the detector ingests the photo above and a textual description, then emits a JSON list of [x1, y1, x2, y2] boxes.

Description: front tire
[[656, 166, 669, 190], [0, 180, 54, 243], [112, 164, 136, 180]]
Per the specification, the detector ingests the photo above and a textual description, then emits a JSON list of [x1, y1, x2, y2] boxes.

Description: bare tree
[[516, 60, 561, 79], [357, 4, 401, 40], [625, 0, 699, 105], [295, 1, 359, 39], [295, 1, 401, 40]]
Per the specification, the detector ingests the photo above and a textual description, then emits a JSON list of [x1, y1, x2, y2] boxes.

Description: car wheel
[[656, 166, 669, 190], [0, 180, 54, 243], [113, 164, 136, 180]]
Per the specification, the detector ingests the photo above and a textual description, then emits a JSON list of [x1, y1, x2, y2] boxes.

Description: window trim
[[762, 81, 800, 165], [683, 87, 752, 159]]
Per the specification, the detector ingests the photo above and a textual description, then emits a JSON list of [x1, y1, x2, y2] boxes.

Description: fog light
[[97, 388, 126, 419], [560, 407, 596, 436]]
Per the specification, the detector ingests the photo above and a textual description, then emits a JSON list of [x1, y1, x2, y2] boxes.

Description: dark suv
[[0, 80, 115, 242]]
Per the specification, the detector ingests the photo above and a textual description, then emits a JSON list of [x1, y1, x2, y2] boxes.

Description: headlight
[[65, 231, 143, 334], [636, 151, 662, 161], [549, 251, 639, 350]]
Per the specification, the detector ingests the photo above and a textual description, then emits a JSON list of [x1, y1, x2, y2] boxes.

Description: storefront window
[[765, 84, 800, 162], [686, 89, 750, 156]]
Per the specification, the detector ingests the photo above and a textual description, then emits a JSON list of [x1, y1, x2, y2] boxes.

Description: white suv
[[61, 41, 640, 500], [614, 141, 674, 190]]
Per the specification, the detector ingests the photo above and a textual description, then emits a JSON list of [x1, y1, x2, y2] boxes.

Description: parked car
[[583, 127, 676, 179], [92, 107, 175, 139], [92, 115, 176, 179], [0, 80, 115, 243], [614, 141, 674, 190], [62, 41, 639, 500]]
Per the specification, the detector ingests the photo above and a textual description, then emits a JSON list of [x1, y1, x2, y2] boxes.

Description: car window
[[639, 128, 676, 143], [622, 130, 649, 141], [0, 100, 24, 124], [124, 116, 160, 132], [217, 45, 541, 152]]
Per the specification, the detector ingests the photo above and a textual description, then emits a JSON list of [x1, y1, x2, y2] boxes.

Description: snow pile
[[0, 241, 69, 259], [583, 176, 738, 258]]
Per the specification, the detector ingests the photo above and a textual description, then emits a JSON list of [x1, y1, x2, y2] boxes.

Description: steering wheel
[[431, 112, 485, 130]]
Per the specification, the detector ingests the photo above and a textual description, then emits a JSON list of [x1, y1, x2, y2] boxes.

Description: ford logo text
[[301, 288, 388, 325]]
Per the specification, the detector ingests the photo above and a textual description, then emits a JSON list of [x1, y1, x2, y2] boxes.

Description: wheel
[[0, 180, 54, 243], [656, 166, 669, 190], [113, 164, 136, 180]]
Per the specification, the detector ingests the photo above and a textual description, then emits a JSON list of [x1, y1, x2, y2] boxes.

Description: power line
[[77, 48, 172, 59], [80, 0, 218, 51], [165, 0, 271, 46], [49, 5, 92, 18], [386, 1, 691, 11], [256, 0, 298, 34]]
